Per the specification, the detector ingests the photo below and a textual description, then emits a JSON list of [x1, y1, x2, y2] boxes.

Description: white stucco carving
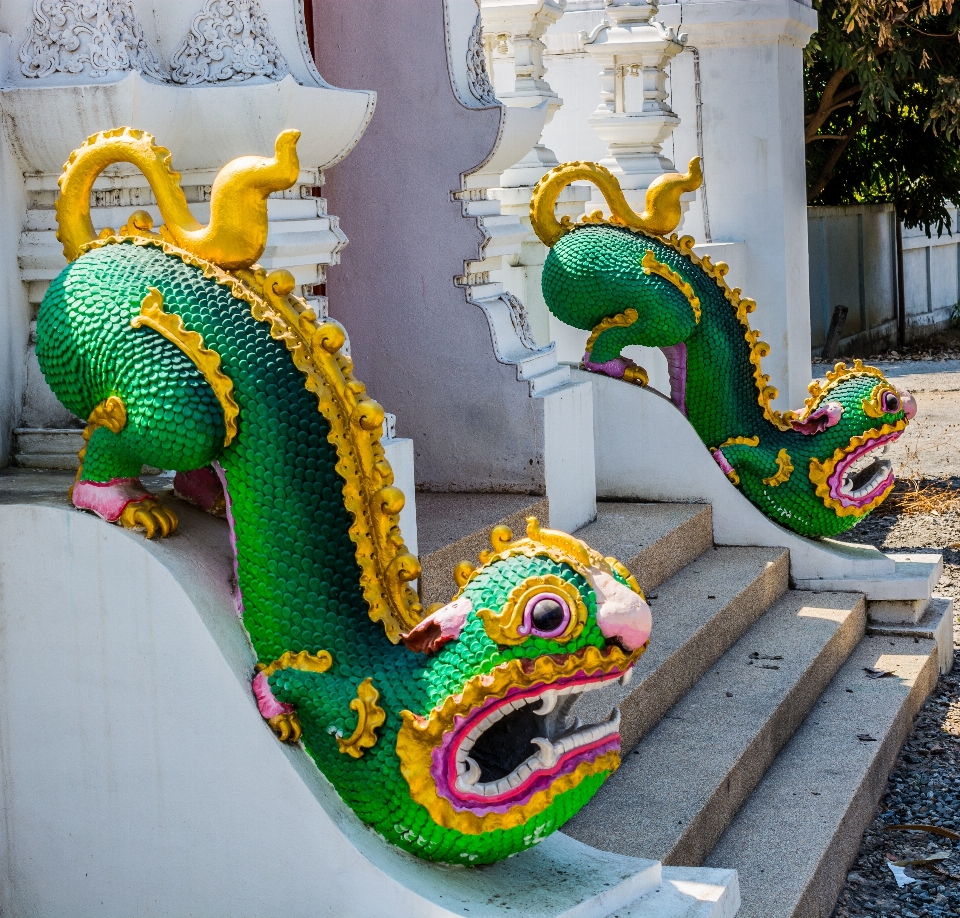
[[19, 0, 166, 80], [170, 0, 289, 85], [503, 292, 539, 350], [466, 12, 497, 104]]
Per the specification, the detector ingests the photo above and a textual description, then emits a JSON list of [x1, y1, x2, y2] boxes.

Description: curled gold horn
[[529, 157, 703, 247], [56, 127, 301, 270]]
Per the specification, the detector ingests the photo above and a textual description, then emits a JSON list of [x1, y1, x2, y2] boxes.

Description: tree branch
[[807, 113, 870, 201], [805, 66, 856, 142]]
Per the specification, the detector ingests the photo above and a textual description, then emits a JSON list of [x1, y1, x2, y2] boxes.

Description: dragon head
[[804, 362, 916, 522], [395, 518, 650, 863]]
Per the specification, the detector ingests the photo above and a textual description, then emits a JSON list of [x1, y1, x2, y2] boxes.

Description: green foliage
[[805, 0, 960, 233]]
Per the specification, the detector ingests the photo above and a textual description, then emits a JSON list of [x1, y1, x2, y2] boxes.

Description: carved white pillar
[[581, 0, 687, 200]]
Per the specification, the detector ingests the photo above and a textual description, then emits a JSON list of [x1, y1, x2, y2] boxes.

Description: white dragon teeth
[[451, 673, 626, 798], [534, 689, 559, 715], [531, 737, 558, 768], [456, 757, 482, 789]]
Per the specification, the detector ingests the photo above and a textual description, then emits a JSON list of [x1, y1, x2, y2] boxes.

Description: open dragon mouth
[[810, 421, 906, 515], [397, 644, 639, 831], [448, 666, 629, 805]]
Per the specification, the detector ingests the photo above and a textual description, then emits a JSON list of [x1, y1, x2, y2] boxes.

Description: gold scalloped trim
[[808, 421, 905, 516], [478, 574, 588, 646], [131, 288, 239, 446], [451, 517, 645, 603], [719, 435, 759, 449], [585, 308, 638, 355], [762, 448, 794, 487], [81, 234, 423, 642], [801, 360, 889, 419], [656, 232, 796, 431], [641, 250, 701, 323], [337, 678, 386, 759], [396, 644, 637, 833], [257, 649, 333, 678]]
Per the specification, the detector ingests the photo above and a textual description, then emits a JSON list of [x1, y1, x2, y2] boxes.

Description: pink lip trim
[[826, 429, 902, 508], [434, 666, 627, 813], [449, 735, 619, 809]]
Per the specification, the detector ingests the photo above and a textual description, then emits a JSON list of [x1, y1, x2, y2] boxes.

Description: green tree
[[805, 0, 960, 233]]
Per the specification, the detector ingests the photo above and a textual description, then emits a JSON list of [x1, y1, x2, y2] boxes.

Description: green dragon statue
[[35, 129, 652, 865], [530, 161, 917, 540]]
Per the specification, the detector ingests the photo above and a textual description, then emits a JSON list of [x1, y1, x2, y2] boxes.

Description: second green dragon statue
[[35, 129, 652, 865], [530, 160, 916, 539]]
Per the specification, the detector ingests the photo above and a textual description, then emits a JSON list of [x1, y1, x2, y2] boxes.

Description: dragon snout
[[592, 569, 652, 651], [901, 389, 917, 420]]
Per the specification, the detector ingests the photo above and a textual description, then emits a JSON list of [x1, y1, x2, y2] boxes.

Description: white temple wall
[[315, 0, 597, 531]]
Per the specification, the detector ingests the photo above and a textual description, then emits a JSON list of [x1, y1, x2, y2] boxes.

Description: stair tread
[[415, 492, 546, 557], [705, 634, 938, 918], [564, 590, 866, 866], [576, 501, 713, 593], [415, 493, 548, 606], [572, 545, 790, 751]]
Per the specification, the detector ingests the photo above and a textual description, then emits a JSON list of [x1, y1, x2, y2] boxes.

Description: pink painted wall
[[314, 1, 546, 494]]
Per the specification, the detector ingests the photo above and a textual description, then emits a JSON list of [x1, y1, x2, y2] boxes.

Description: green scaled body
[[36, 240, 649, 864], [542, 225, 915, 539]]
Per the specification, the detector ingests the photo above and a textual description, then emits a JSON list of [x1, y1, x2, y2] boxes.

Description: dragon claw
[[119, 499, 178, 539], [267, 712, 302, 743]]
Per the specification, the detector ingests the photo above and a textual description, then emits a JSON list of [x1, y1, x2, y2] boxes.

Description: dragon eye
[[520, 593, 571, 638], [881, 390, 901, 414]]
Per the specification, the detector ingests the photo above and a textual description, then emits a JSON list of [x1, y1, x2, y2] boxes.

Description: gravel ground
[[817, 344, 960, 916], [827, 496, 960, 909]]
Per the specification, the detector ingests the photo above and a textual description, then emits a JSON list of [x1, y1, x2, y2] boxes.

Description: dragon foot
[[252, 670, 302, 743], [119, 499, 178, 539], [267, 712, 302, 743], [173, 467, 226, 516], [582, 352, 648, 386], [72, 477, 178, 538]]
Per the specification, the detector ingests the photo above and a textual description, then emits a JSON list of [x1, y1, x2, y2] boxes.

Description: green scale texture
[[36, 240, 626, 865], [542, 226, 909, 539]]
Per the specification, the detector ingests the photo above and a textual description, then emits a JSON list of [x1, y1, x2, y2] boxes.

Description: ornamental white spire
[[582, 0, 687, 196]]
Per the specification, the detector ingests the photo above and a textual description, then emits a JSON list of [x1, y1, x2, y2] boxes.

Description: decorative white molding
[[19, 0, 165, 80], [466, 12, 497, 104], [503, 292, 539, 350], [170, 0, 289, 85]]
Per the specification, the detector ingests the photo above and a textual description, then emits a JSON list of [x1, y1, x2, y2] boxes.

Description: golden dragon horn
[[529, 157, 703, 247], [56, 127, 301, 270]]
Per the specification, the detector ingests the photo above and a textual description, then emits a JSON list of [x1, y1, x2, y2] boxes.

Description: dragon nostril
[[901, 390, 917, 420]]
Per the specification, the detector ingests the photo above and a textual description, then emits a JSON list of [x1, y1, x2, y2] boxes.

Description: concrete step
[[571, 545, 790, 752], [415, 493, 549, 606], [704, 634, 938, 918], [575, 501, 714, 593], [416, 497, 712, 606], [563, 591, 867, 867]]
